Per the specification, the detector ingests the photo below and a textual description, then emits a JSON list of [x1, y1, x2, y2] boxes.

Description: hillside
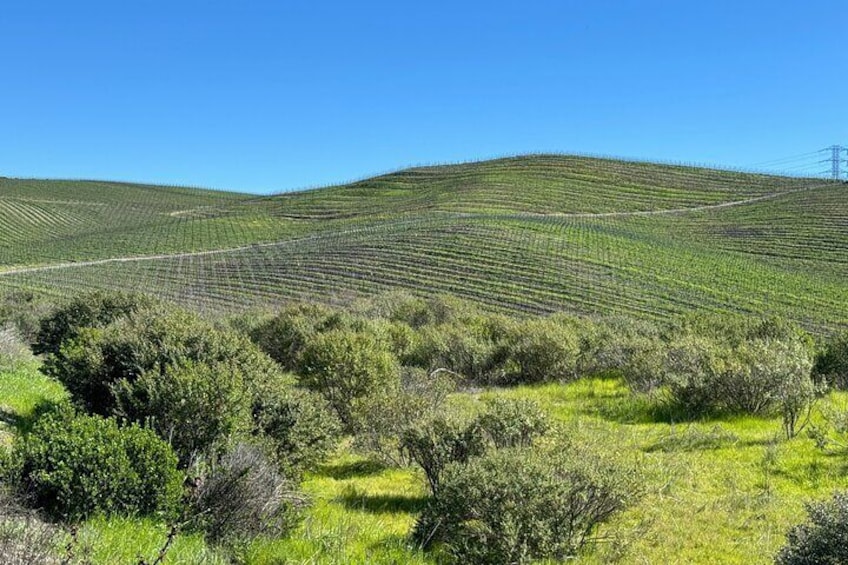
[[0, 156, 845, 331]]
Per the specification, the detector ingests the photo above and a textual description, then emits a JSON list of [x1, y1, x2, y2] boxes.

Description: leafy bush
[[405, 323, 498, 383], [776, 491, 848, 565], [476, 397, 550, 448], [662, 336, 723, 417], [814, 332, 848, 389], [297, 329, 398, 430], [188, 442, 306, 545], [42, 306, 282, 455], [494, 317, 581, 384], [33, 291, 152, 356], [354, 367, 456, 466], [9, 409, 182, 522], [715, 339, 815, 417], [252, 386, 342, 479], [401, 413, 487, 495], [413, 447, 641, 564], [248, 302, 350, 371], [114, 359, 254, 465]]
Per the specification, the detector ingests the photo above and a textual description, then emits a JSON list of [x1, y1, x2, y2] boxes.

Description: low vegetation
[[0, 290, 846, 563]]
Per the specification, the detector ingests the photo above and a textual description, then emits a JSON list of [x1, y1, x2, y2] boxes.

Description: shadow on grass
[[317, 459, 387, 481], [0, 399, 67, 436], [338, 490, 428, 515]]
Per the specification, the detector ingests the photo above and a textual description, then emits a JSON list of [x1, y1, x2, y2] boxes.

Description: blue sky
[[1, 1, 846, 194]]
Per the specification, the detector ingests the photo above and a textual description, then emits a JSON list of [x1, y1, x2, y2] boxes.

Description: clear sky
[[2, 0, 846, 194]]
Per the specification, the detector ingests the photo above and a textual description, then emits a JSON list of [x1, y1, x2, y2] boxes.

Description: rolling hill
[[1, 155, 845, 331]]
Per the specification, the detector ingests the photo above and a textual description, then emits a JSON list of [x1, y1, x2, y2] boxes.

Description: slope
[[0, 156, 845, 332]]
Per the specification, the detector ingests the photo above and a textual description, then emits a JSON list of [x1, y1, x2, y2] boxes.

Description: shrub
[[188, 442, 306, 544], [9, 409, 182, 522], [476, 397, 550, 448], [252, 386, 342, 479], [776, 491, 848, 565], [297, 329, 398, 430], [413, 447, 641, 564], [33, 291, 152, 356], [494, 317, 581, 384], [404, 323, 497, 383], [354, 367, 456, 466], [42, 306, 281, 441], [814, 332, 848, 389], [401, 413, 487, 495], [715, 339, 815, 417], [248, 303, 360, 371], [662, 336, 723, 417], [114, 359, 254, 465]]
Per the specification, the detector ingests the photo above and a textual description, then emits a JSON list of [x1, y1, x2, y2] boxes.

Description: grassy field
[[2, 361, 847, 564], [1, 156, 845, 332]]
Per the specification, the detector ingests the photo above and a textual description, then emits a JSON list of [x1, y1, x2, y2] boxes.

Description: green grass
[[2, 360, 848, 563], [1, 155, 845, 333]]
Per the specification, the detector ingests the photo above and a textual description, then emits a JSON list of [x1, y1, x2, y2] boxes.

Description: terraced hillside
[[1, 156, 845, 331]]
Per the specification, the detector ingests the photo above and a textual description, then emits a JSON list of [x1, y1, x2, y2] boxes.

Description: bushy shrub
[[401, 324, 495, 382], [9, 409, 182, 522], [0, 326, 34, 372], [476, 397, 550, 448], [42, 306, 282, 455], [354, 367, 456, 466], [494, 317, 581, 384], [715, 339, 815, 416], [662, 336, 723, 417], [297, 329, 398, 430], [776, 491, 848, 565], [657, 334, 817, 422], [248, 302, 350, 371], [114, 359, 254, 465], [814, 332, 848, 389], [252, 386, 341, 479], [401, 413, 487, 495], [188, 442, 306, 545], [413, 447, 641, 564], [33, 291, 152, 356]]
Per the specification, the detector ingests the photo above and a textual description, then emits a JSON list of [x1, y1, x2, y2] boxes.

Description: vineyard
[[1, 155, 846, 331]]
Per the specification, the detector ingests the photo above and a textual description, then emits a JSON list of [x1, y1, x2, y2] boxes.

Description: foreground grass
[[2, 363, 847, 563]]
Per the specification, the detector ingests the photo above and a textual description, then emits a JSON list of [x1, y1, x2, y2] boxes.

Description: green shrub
[[252, 386, 341, 479], [297, 329, 398, 430], [776, 491, 848, 565], [42, 306, 281, 442], [33, 291, 153, 356], [354, 367, 456, 466], [662, 336, 723, 417], [9, 409, 182, 522], [401, 413, 487, 495], [114, 359, 254, 465], [814, 332, 848, 389], [476, 397, 550, 448], [715, 339, 815, 417], [188, 442, 305, 545], [413, 447, 640, 564], [404, 324, 497, 383], [248, 303, 349, 371], [494, 317, 581, 384]]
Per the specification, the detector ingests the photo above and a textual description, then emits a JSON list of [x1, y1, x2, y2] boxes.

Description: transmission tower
[[823, 145, 846, 179]]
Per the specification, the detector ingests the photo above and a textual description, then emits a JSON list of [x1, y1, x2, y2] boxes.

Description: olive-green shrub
[[9, 409, 182, 522], [297, 329, 398, 430], [252, 385, 342, 479], [413, 447, 640, 564], [776, 491, 848, 565]]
